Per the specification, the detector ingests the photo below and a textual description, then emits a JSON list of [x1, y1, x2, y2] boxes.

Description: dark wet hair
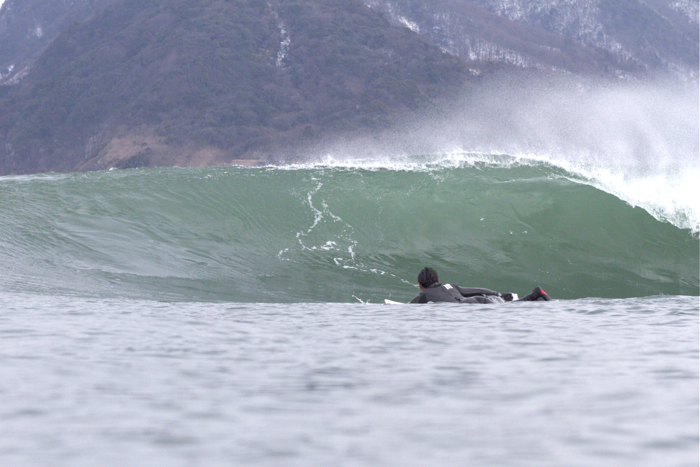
[[418, 267, 439, 287]]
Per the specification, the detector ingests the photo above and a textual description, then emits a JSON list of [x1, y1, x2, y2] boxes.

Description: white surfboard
[[384, 299, 404, 305]]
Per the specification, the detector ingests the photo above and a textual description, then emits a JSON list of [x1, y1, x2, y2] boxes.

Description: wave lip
[[289, 152, 700, 235]]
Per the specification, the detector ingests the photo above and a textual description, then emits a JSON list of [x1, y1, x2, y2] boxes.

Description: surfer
[[409, 267, 551, 304]]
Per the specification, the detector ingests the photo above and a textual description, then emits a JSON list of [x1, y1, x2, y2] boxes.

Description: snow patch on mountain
[[364, 0, 698, 79], [268, 4, 291, 67], [398, 16, 420, 32], [671, 0, 699, 23]]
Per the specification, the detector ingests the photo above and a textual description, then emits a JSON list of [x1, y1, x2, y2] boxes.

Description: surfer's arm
[[409, 293, 427, 303], [455, 286, 501, 298], [455, 286, 516, 301]]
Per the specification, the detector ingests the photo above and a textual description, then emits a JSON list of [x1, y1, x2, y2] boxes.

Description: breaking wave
[[0, 154, 697, 302]]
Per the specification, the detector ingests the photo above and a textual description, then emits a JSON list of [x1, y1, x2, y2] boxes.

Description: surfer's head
[[418, 267, 439, 289]]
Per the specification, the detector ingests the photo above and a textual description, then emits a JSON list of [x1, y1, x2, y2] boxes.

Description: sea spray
[[303, 77, 699, 233]]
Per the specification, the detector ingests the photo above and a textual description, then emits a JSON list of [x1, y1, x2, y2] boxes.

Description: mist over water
[[452, 77, 697, 165]]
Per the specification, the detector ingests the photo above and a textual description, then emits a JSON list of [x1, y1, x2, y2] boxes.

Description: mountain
[[0, 0, 485, 174], [365, 0, 699, 80], [3, 0, 696, 86], [0, 0, 697, 175], [0, 0, 115, 84]]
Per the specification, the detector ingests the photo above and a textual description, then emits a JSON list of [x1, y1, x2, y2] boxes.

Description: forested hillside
[[0, 0, 115, 84], [0, 0, 485, 174]]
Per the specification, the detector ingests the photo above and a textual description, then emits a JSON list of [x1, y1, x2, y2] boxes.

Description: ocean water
[[1, 154, 698, 466]]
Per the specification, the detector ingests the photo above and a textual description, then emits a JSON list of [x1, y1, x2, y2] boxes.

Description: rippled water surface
[[1, 294, 697, 467]]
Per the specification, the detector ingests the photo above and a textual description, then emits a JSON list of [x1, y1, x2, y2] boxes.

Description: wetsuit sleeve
[[460, 295, 504, 304], [409, 292, 427, 303], [455, 286, 502, 298]]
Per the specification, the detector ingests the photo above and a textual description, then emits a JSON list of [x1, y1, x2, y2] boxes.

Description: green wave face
[[0, 161, 697, 302]]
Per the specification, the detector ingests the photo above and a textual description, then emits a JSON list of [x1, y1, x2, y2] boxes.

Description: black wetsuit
[[409, 282, 511, 304]]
